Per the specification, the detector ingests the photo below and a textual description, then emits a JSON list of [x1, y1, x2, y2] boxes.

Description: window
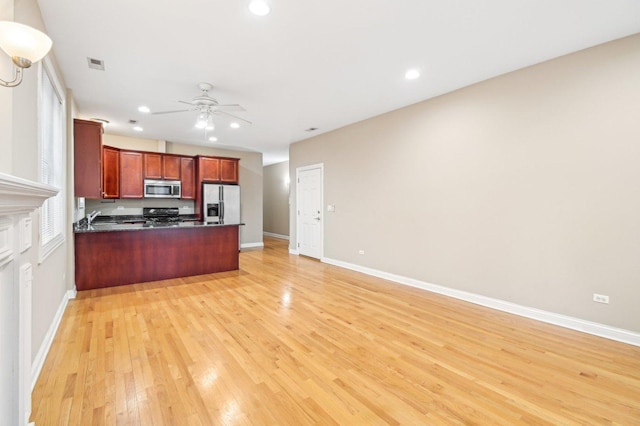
[[39, 57, 65, 260]]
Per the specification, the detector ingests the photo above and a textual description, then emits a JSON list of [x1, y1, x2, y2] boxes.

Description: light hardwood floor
[[31, 237, 640, 425]]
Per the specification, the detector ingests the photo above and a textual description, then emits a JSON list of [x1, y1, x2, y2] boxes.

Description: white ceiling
[[36, 0, 640, 165]]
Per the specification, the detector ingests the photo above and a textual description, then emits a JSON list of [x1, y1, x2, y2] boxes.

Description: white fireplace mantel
[[0, 172, 59, 216]]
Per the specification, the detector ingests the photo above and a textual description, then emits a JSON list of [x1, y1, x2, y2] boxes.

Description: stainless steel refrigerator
[[202, 184, 241, 224]]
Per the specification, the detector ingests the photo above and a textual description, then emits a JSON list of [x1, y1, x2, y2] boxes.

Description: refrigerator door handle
[[220, 200, 224, 220]]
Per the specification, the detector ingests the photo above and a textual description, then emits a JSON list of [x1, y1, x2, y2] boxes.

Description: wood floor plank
[[31, 237, 640, 425]]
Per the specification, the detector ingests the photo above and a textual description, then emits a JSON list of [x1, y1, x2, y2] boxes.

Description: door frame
[[295, 163, 324, 259]]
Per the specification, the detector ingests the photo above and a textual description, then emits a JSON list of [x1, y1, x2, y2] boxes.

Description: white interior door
[[297, 165, 323, 259]]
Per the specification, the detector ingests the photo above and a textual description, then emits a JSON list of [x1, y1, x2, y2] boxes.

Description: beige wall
[[89, 136, 264, 246], [289, 34, 640, 332], [5, 0, 73, 364], [263, 161, 290, 237]]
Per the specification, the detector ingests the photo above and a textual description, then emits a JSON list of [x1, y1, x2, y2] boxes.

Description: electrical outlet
[[593, 293, 610, 304], [358, 249, 365, 255]]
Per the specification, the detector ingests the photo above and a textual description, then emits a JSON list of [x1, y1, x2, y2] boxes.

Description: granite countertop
[[74, 215, 243, 233]]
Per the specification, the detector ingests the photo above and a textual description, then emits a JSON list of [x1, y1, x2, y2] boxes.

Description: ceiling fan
[[152, 82, 252, 126]]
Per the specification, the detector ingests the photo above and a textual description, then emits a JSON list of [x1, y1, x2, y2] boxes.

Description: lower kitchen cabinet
[[74, 225, 240, 290]]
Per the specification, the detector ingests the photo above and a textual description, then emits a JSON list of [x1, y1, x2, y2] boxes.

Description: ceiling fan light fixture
[[230, 122, 240, 129], [195, 111, 208, 129], [249, 0, 270, 16], [138, 106, 150, 113]]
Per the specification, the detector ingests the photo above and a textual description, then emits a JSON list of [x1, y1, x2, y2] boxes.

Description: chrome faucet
[[86, 210, 101, 226]]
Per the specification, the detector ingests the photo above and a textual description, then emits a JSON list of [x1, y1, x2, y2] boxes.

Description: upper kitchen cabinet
[[163, 155, 181, 180], [197, 156, 220, 182], [74, 119, 103, 198], [144, 153, 181, 180], [197, 156, 239, 184], [180, 157, 195, 199], [143, 153, 162, 179], [220, 159, 239, 183], [102, 146, 120, 199], [120, 150, 144, 198]]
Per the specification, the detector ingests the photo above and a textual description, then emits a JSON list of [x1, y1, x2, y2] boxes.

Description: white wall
[[289, 34, 640, 333]]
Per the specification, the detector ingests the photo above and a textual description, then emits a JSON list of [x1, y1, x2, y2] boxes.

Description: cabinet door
[[199, 157, 220, 182], [102, 147, 120, 199], [180, 157, 195, 199], [120, 151, 144, 198], [163, 155, 181, 180], [144, 153, 162, 179], [220, 159, 239, 184], [74, 119, 103, 198]]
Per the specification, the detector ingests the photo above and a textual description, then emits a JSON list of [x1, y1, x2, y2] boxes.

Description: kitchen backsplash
[[84, 198, 195, 217]]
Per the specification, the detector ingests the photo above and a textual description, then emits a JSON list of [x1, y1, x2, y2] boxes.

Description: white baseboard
[[31, 288, 77, 390], [289, 248, 299, 255], [321, 257, 640, 347], [241, 242, 264, 249], [263, 232, 289, 240]]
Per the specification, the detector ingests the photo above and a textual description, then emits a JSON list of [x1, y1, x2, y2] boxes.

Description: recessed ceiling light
[[405, 69, 420, 80], [138, 106, 150, 113], [230, 122, 240, 129], [133, 126, 143, 132], [249, 0, 270, 16], [209, 136, 218, 142]]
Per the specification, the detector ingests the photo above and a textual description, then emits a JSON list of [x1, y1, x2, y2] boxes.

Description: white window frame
[[38, 56, 66, 262]]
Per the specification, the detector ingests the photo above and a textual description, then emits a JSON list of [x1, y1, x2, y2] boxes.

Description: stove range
[[142, 207, 182, 224]]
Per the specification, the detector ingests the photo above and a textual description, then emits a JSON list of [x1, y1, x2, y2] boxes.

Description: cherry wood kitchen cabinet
[[120, 150, 143, 198], [144, 153, 181, 180], [102, 146, 120, 199], [74, 119, 103, 198], [220, 158, 239, 183], [163, 155, 181, 180], [143, 153, 163, 179], [197, 156, 239, 184], [180, 157, 195, 199], [198, 156, 220, 182], [74, 225, 240, 290]]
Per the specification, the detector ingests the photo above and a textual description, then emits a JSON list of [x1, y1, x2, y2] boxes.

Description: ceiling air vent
[[305, 127, 318, 132], [87, 57, 105, 71]]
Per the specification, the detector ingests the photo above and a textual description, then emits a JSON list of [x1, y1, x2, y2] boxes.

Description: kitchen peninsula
[[74, 220, 242, 290]]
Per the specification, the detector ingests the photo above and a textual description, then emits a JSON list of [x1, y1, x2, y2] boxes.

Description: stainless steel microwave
[[144, 179, 181, 198]]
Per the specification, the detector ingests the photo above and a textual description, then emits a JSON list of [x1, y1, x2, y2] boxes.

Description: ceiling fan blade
[[212, 104, 246, 112], [178, 100, 198, 106], [214, 110, 252, 125], [152, 108, 193, 115]]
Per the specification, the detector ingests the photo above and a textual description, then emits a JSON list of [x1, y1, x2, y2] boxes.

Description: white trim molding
[[241, 242, 264, 249], [263, 232, 289, 240], [289, 248, 299, 255], [0, 173, 58, 216], [31, 288, 76, 391], [322, 256, 640, 347]]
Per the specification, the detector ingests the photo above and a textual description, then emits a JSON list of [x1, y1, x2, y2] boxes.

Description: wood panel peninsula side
[[74, 224, 240, 291]]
